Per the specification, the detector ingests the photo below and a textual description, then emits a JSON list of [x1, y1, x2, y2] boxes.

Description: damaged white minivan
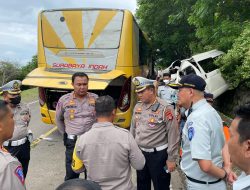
[[162, 50, 228, 98]]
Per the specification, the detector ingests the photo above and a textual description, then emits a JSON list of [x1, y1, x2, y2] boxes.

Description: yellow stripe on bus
[[63, 11, 84, 49], [42, 15, 65, 49], [88, 11, 117, 48]]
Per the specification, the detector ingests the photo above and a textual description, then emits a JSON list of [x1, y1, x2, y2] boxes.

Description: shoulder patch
[[165, 109, 173, 120], [15, 166, 25, 185], [188, 127, 195, 141]]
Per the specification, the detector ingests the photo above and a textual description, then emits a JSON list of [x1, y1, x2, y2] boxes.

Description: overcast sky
[[0, 0, 137, 65]]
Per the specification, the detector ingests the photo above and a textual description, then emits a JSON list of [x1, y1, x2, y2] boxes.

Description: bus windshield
[[42, 10, 123, 49], [40, 9, 124, 72]]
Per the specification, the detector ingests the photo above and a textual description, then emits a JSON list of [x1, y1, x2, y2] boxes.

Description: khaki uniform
[[131, 97, 180, 190], [56, 92, 98, 135], [73, 122, 145, 190], [56, 91, 98, 181], [131, 98, 179, 161], [0, 148, 26, 190], [9, 104, 30, 141], [3, 104, 31, 179]]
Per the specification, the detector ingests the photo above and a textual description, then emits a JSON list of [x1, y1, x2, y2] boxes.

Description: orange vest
[[223, 125, 230, 141]]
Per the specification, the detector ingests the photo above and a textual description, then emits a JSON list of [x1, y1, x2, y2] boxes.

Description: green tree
[[0, 61, 21, 85], [20, 55, 38, 79], [136, 0, 197, 67], [188, 0, 250, 51], [216, 23, 250, 89]]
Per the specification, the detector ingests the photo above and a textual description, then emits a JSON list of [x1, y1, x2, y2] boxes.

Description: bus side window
[[139, 30, 150, 66]]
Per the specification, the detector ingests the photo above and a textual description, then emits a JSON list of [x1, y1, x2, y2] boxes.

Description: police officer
[[228, 103, 250, 190], [0, 100, 26, 190], [170, 74, 228, 190], [72, 95, 145, 190], [157, 72, 177, 106], [1, 80, 31, 179], [131, 77, 180, 190], [56, 72, 98, 181]]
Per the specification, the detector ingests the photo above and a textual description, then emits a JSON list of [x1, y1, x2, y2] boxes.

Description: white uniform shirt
[[233, 172, 250, 190], [157, 85, 177, 104], [181, 99, 225, 182]]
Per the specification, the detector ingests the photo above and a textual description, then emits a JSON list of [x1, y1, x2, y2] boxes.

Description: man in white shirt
[[157, 72, 177, 106], [228, 103, 250, 190]]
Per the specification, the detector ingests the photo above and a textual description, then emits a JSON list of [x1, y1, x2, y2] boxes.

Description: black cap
[[169, 74, 206, 91]]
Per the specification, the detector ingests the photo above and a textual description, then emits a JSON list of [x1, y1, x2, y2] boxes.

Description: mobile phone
[[163, 165, 169, 173]]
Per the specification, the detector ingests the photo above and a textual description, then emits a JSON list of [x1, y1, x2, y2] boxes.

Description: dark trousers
[[137, 149, 171, 190], [64, 138, 80, 181], [4, 140, 30, 178]]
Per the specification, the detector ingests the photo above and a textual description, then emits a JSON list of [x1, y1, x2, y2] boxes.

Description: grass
[[0, 87, 38, 103], [21, 87, 38, 103]]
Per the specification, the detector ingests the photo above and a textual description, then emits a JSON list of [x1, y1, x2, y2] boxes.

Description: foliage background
[[0, 55, 37, 88], [136, 0, 250, 89]]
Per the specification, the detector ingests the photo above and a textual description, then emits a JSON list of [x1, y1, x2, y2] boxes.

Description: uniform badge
[[148, 118, 156, 128], [70, 115, 75, 120], [69, 100, 75, 105], [188, 127, 195, 141], [15, 166, 25, 185], [70, 109, 75, 113], [88, 97, 95, 106], [13, 81, 20, 90], [135, 107, 142, 114], [133, 78, 140, 86]]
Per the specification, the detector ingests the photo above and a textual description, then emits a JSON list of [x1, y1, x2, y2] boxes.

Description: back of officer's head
[[56, 179, 101, 190], [95, 95, 115, 118]]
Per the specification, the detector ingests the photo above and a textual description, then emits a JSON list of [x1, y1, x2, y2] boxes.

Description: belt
[[186, 175, 221, 185], [3, 137, 28, 147], [67, 134, 77, 140], [140, 144, 168, 153]]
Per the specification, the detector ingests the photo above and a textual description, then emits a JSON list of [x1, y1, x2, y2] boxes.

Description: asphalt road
[[25, 101, 185, 190]]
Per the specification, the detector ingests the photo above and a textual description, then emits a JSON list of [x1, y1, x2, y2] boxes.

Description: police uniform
[[72, 122, 145, 190], [56, 91, 98, 181], [0, 147, 26, 190], [1, 80, 31, 179], [170, 74, 227, 190], [233, 172, 250, 190], [131, 77, 180, 190]]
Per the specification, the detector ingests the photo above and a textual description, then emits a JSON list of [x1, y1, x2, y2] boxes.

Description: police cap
[[0, 80, 22, 95], [132, 77, 155, 92], [169, 74, 206, 91]]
